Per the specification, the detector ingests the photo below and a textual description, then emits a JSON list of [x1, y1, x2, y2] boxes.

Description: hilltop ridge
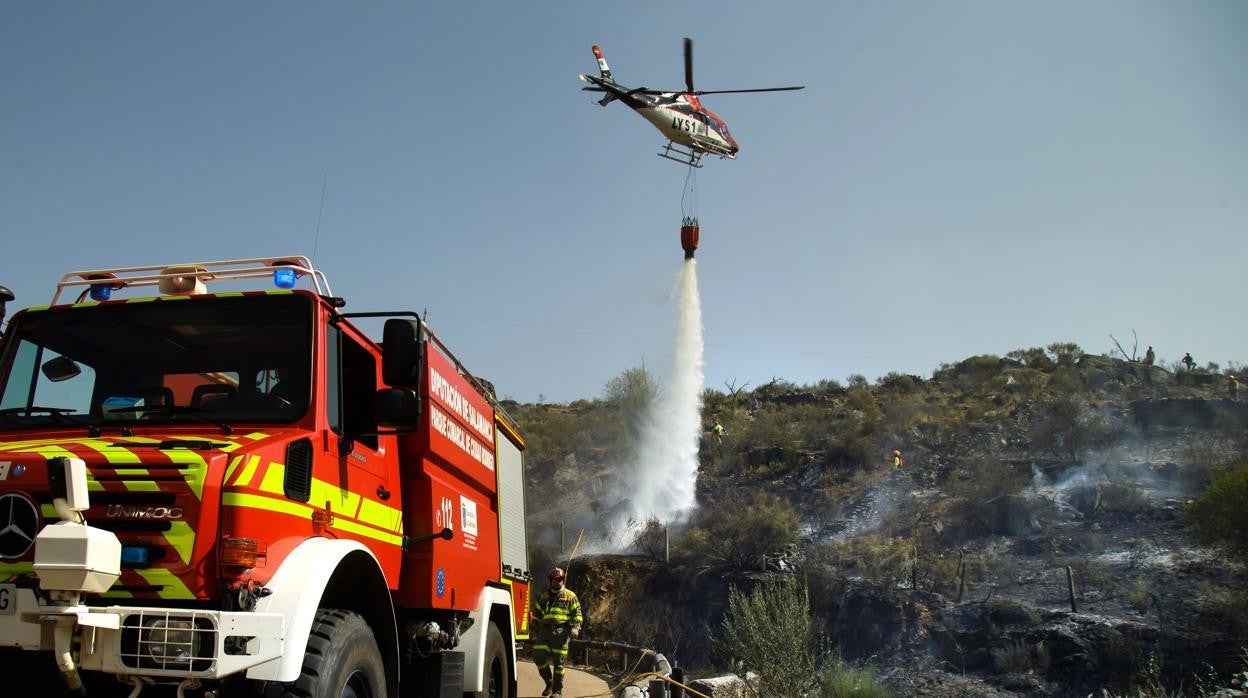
[[512, 346, 1248, 696]]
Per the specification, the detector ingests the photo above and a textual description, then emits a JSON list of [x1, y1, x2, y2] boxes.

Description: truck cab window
[[0, 339, 95, 416], [327, 325, 379, 450]]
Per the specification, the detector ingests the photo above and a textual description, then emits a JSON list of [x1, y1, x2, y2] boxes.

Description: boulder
[[686, 673, 757, 698]]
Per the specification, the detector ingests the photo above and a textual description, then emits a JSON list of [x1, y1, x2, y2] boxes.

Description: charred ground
[[508, 346, 1248, 696]]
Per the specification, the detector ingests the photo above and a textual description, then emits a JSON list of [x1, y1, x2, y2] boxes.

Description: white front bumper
[[0, 586, 286, 679]]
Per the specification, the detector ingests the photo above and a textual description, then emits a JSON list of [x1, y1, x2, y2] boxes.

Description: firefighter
[[892, 449, 903, 471], [1230, 374, 1239, 399], [531, 567, 582, 698], [1142, 346, 1155, 366], [1183, 352, 1196, 371]]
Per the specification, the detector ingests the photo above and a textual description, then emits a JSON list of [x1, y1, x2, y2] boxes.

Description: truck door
[[324, 323, 403, 575]]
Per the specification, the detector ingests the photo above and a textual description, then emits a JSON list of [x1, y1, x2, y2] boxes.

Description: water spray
[[612, 259, 705, 541]]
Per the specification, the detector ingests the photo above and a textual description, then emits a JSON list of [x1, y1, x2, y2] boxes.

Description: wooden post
[[956, 552, 966, 603], [664, 523, 670, 563], [1066, 565, 1077, 612]]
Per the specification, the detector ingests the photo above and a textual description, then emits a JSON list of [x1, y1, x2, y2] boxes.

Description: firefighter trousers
[[532, 627, 571, 690]]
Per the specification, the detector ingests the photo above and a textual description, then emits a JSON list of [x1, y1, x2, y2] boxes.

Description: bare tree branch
[[1109, 330, 1140, 361]]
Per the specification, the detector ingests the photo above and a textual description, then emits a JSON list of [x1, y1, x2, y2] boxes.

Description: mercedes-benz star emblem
[[0, 493, 40, 559]]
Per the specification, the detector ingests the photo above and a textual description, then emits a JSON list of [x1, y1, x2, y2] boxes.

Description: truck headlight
[[143, 618, 195, 666], [125, 615, 215, 671]]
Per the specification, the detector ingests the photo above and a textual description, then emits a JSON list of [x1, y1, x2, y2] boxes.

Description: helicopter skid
[[658, 142, 705, 168]]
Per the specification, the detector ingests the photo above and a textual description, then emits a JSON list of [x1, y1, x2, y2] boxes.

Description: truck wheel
[[473, 622, 509, 698], [274, 609, 386, 698]]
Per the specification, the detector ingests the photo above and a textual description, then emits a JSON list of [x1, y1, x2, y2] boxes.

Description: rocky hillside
[[509, 347, 1248, 696]]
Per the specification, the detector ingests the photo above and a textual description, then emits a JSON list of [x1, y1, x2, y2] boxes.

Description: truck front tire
[[271, 609, 386, 698], [473, 621, 509, 698]]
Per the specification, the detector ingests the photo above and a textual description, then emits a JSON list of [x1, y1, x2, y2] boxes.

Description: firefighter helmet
[[549, 567, 566, 581]]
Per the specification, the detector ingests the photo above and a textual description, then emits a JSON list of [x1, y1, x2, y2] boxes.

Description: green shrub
[[630, 517, 668, 560], [833, 536, 911, 584], [679, 492, 800, 570], [712, 579, 819, 698], [992, 639, 1036, 674], [1028, 398, 1115, 461], [1046, 341, 1083, 367], [1007, 347, 1055, 371], [1099, 476, 1149, 513], [817, 658, 892, 697], [1188, 459, 1248, 559]]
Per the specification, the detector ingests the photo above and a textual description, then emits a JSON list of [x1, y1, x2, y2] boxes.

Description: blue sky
[[3, 2, 1246, 403]]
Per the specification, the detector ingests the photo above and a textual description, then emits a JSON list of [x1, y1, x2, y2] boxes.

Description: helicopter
[[579, 38, 804, 167]]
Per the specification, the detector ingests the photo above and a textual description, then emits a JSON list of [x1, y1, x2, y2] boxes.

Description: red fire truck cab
[[0, 256, 531, 698]]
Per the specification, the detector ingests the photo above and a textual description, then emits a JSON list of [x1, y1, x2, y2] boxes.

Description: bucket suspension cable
[[680, 162, 699, 221]]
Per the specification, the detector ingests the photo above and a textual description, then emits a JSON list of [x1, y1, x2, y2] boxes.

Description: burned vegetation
[[514, 346, 1248, 697]]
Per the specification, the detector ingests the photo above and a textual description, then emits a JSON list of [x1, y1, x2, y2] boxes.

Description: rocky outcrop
[[1131, 398, 1248, 430]]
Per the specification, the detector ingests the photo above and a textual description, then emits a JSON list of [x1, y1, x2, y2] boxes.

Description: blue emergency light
[[89, 284, 113, 301], [121, 545, 150, 565], [273, 267, 297, 289]]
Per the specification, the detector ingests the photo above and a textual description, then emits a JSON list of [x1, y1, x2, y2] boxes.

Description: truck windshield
[[0, 294, 314, 431]]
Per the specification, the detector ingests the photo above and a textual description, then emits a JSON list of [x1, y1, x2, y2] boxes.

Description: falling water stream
[[608, 259, 704, 543]]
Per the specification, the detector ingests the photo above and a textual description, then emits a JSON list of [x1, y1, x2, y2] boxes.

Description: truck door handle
[[376, 486, 391, 501]]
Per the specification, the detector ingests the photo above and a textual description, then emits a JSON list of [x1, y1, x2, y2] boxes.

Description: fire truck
[[0, 256, 531, 698]]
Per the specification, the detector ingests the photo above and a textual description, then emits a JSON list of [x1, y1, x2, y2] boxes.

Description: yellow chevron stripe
[[223, 491, 313, 519], [223, 455, 244, 485], [232, 455, 261, 487], [310, 476, 363, 519], [0, 561, 34, 578], [133, 296, 186, 303], [163, 521, 195, 566], [258, 463, 284, 495], [81, 440, 141, 465], [134, 568, 196, 599], [358, 496, 400, 532], [119, 477, 160, 492], [332, 517, 403, 546], [164, 450, 208, 500]]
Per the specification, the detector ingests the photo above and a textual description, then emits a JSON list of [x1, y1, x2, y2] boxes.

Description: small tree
[[630, 517, 667, 560], [603, 365, 659, 446], [712, 579, 820, 698], [680, 492, 800, 570], [1188, 459, 1248, 559]]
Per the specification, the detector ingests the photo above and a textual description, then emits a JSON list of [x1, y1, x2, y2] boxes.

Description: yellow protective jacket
[[531, 587, 582, 635]]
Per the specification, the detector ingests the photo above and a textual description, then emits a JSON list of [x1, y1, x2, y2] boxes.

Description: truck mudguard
[[246, 537, 394, 682], [459, 586, 517, 694]]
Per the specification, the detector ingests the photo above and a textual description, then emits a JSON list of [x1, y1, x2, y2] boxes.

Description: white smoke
[[604, 260, 705, 546]]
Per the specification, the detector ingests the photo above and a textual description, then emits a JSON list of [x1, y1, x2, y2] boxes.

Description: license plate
[[0, 583, 15, 615]]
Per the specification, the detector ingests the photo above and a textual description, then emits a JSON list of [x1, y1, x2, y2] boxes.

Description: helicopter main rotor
[[634, 37, 805, 97]]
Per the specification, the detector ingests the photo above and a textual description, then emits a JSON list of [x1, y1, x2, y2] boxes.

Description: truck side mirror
[[376, 388, 420, 429], [41, 356, 82, 383], [0, 284, 13, 328], [382, 319, 422, 388]]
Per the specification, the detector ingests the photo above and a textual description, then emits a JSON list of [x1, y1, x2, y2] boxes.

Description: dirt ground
[[515, 659, 612, 698]]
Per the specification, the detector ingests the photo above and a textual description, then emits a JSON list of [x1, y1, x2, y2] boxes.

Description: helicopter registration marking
[[670, 117, 707, 136]]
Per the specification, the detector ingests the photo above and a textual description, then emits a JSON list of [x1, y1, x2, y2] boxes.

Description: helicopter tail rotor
[[592, 45, 613, 82]]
